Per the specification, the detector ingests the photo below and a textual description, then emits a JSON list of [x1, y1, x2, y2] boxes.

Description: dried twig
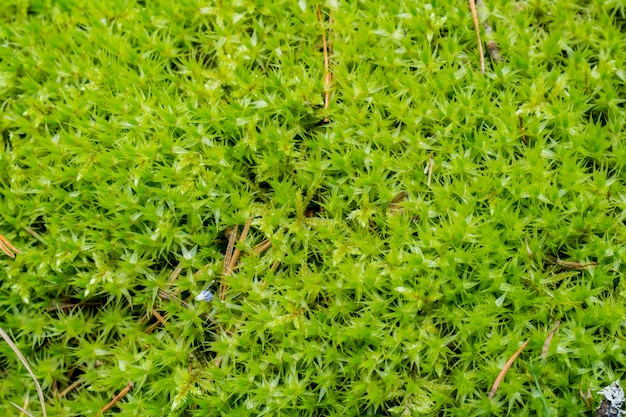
[[168, 262, 183, 283], [59, 378, 85, 398], [157, 289, 188, 309], [0, 327, 47, 417], [316, 5, 332, 121], [45, 301, 104, 312], [549, 257, 597, 270], [541, 320, 560, 359], [228, 216, 253, 272], [151, 309, 168, 327], [468, 0, 485, 74], [0, 233, 22, 258], [252, 239, 272, 255], [222, 226, 238, 276], [98, 382, 134, 415], [25, 228, 45, 244], [488, 340, 529, 399], [476, 0, 502, 63], [11, 402, 34, 417], [518, 114, 527, 144]]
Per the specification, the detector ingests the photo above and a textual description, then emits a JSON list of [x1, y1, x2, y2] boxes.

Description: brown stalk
[[222, 225, 239, 277], [0, 327, 47, 417], [220, 216, 254, 300], [168, 262, 183, 283], [25, 228, 45, 243], [0, 233, 21, 258], [98, 382, 134, 415], [252, 239, 272, 255], [476, 0, 502, 63], [488, 340, 529, 399], [541, 320, 560, 360], [228, 216, 253, 271], [45, 301, 104, 312], [59, 378, 85, 398], [157, 289, 188, 309], [555, 259, 597, 270], [11, 402, 33, 417], [518, 114, 527, 144], [151, 309, 168, 327], [468, 0, 485, 75], [316, 5, 332, 121]]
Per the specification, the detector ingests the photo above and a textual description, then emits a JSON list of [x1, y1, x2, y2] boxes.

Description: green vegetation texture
[[1, 0, 626, 415]]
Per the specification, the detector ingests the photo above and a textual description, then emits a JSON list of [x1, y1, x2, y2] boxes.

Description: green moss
[[1, 0, 626, 415]]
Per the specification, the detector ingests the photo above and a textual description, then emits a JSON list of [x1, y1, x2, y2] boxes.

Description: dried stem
[[476, 0, 502, 63], [228, 216, 253, 271], [488, 340, 529, 399], [0, 327, 47, 417], [11, 402, 34, 417], [468, 0, 485, 75], [316, 5, 332, 121], [59, 378, 85, 398], [541, 320, 560, 359], [168, 262, 183, 283], [252, 239, 272, 255], [98, 382, 134, 415], [0, 233, 22, 258], [518, 114, 527, 144]]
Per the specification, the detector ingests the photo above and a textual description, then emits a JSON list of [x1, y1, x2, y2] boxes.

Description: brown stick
[[316, 5, 332, 120], [98, 382, 134, 415], [555, 259, 597, 270], [151, 309, 168, 327], [541, 320, 560, 359], [476, 0, 502, 64], [11, 402, 33, 417], [252, 239, 272, 255], [168, 262, 183, 283], [59, 378, 85, 398], [222, 226, 238, 277], [468, 0, 485, 75], [518, 114, 527, 144], [488, 340, 529, 399], [228, 216, 253, 271], [25, 228, 44, 243], [0, 233, 21, 258]]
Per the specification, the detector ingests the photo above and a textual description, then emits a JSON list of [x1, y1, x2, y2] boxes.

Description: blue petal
[[195, 289, 214, 302]]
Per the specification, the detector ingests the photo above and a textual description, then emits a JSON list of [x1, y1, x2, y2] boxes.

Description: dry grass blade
[[468, 0, 485, 74], [488, 340, 529, 399], [228, 216, 253, 271], [11, 402, 34, 417], [555, 258, 597, 270], [541, 320, 560, 359], [0, 233, 22, 258], [252, 239, 272, 255], [59, 378, 85, 398], [476, 0, 502, 63], [168, 262, 183, 283], [98, 382, 134, 415], [222, 225, 239, 277], [157, 289, 189, 309], [316, 5, 332, 121], [0, 327, 47, 417]]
